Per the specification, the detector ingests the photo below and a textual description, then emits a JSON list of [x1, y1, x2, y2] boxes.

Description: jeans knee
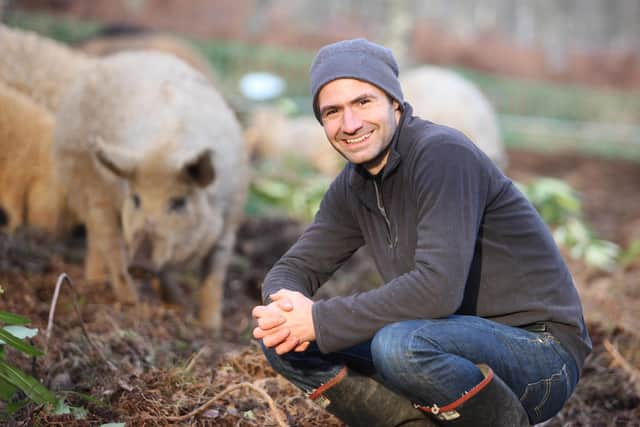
[[371, 322, 414, 377], [259, 340, 285, 374], [258, 340, 303, 378], [258, 340, 346, 394]]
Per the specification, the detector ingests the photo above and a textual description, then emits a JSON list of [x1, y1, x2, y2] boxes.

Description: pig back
[[0, 24, 92, 112], [400, 65, 507, 169]]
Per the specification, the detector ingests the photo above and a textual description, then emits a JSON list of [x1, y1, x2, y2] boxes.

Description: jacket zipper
[[373, 180, 397, 248]]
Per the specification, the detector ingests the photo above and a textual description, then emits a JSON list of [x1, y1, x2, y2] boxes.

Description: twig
[[229, 356, 252, 377], [45, 273, 65, 345], [184, 345, 210, 373], [164, 381, 288, 426], [603, 338, 640, 394], [45, 273, 117, 371]]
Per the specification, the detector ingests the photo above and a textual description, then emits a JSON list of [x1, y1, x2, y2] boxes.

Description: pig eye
[[132, 194, 141, 208], [169, 197, 187, 212]]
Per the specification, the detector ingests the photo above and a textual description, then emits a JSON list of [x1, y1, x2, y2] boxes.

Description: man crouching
[[252, 38, 591, 427]]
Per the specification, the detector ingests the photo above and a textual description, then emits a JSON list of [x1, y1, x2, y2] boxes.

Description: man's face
[[317, 78, 401, 175]]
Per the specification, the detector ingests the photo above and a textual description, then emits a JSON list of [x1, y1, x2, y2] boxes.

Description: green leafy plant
[[0, 309, 57, 416], [517, 177, 620, 271], [247, 159, 331, 222], [619, 239, 640, 269], [0, 287, 94, 421]]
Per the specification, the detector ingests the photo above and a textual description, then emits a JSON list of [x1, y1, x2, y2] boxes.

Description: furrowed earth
[[1, 148, 639, 426]]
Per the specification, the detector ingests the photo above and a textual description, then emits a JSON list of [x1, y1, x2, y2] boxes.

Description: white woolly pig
[[0, 81, 71, 234], [53, 51, 248, 331], [244, 107, 345, 177], [0, 24, 91, 112], [77, 31, 220, 87], [400, 65, 508, 168]]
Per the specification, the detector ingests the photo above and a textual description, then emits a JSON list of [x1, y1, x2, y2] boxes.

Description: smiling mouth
[[344, 131, 372, 145]]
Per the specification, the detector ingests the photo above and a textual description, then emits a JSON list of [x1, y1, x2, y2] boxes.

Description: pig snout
[[128, 233, 157, 280]]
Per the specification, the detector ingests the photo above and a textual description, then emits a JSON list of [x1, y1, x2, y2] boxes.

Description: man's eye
[[359, 98, 371, 106]]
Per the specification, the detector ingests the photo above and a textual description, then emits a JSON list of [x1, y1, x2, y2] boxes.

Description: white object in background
[[239, 72, 286, 101]]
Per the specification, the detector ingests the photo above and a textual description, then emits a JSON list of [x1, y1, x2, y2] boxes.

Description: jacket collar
[[348, 102, 413, 190]]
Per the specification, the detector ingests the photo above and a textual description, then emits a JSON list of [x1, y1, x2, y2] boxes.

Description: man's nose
[[341, 107, 362, 134]]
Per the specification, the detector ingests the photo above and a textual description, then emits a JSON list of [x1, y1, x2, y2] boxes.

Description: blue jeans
[[261, 315, 579, 425]]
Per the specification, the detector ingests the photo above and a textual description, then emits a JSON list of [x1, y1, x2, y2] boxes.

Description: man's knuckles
[[261, 328, 291, 348], [275, 335, 301, 355]]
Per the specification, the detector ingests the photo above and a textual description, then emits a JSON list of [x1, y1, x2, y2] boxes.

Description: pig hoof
[[113, 279, 139, 304], [85, 270, 109, 284], [117, 291, 138, 305], [128, 263, 157, 281], [198, 312, 222, 334]]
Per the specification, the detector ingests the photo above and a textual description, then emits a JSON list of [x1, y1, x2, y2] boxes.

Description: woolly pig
[[53, 51, 248, 330], [244, 107, 345, 176], [400, 65, 507, 168], [0, 24, 91, 112], [0, 81, 72, 234], [77, 31, 220, 87]]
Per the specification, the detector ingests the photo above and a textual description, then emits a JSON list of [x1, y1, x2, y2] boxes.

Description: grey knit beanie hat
[[310, 38, 404, 122]]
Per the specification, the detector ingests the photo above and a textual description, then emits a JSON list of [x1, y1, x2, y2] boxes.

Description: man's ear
[[393, 101, 402, 123]]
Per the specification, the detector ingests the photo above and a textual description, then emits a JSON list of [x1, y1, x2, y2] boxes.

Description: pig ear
[[91, 136, 136, 180], [183, 149, 215, 187]]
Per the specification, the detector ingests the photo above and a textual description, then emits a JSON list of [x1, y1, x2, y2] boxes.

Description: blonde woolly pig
[[0, 24, 92, 112], [53, 51, 248, 331], [0, 81, 71, 234], [245, 107, 345, 177], [400, 66, 508, 169]]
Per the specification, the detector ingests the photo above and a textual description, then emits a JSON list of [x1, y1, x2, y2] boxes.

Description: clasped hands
[[252, 289, 315, 355]]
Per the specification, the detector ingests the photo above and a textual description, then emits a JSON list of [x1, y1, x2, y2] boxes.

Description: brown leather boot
[[414, 364, 530, 426], [311, 367, 439, 427]]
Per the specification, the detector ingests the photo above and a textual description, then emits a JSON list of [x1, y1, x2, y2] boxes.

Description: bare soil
[[1, 148, 639, 426]]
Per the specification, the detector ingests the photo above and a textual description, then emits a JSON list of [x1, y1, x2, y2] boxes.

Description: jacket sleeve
[[261, 174, 365, 303], [313, 137, 491, 353]]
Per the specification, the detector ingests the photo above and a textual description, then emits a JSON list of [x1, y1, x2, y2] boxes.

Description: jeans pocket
[[519, 364, 571, 424]]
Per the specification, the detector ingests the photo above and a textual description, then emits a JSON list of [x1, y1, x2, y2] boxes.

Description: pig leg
[[199, 228, 236, 332], [84, 229, 109, 282], [85, 195, 138, 304], [26, 179, 62, 235], [158, 269, 188, 306], [84, 196, 109, 282], [0, 183, 26, 231]]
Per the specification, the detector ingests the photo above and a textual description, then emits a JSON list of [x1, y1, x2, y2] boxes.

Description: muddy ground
[[1, 148, 639, 426]]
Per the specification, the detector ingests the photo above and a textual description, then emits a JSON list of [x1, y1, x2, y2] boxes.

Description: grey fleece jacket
[[262, 104, 592, 372]]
